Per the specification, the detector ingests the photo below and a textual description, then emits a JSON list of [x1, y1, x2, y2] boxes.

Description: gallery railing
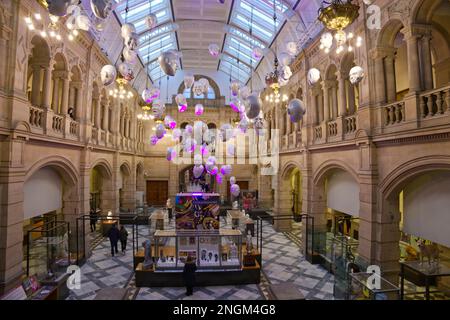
[[255, 214, 316, 267]]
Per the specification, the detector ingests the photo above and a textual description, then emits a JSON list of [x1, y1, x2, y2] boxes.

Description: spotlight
[[24, 17, 32, 24], [34, 13, 42, 20]]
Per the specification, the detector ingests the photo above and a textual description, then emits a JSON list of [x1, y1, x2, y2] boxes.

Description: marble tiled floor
[[68, 218, 335, 300]]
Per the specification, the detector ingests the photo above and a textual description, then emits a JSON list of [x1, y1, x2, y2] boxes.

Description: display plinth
[[134, 192, 261, 287], [135, 261, 261, 287]]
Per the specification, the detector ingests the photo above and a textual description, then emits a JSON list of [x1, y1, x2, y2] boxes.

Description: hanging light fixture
[[138, 0, 156, 121], [318, 0, 359, 31], [265, 0, 281, 99], [317, 1, 362, 55]]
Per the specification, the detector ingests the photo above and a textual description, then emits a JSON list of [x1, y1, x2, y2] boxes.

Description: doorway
[[146, 180, 168, 206]]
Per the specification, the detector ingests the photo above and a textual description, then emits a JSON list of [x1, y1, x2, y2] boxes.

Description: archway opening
[[23, 165, 75, 281], [386, 169, 450, 293]]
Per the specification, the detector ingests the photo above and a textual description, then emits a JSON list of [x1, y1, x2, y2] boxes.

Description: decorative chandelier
[[265, 92, 288, 104], [318, 1, 362, 55], [318, 0, 360, 31], [109, 76, 133, 100], [265, 57, 280, 98], [265, 0, 281, 100]]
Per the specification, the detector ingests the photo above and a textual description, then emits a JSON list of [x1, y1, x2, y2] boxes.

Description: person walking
[[119, 226, 129, 254], [166, 198, 173, 222], [183, 255, 197, 296], [89, 209, 97, 232], [107, 223, 120, 257]]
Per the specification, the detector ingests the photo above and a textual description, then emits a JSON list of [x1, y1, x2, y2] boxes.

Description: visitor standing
[[89, 209, 97, 232], [107, 223, 120, 257], [183, 255, 197, 296], [119, 226, 129, 254], [166, 198, 173, 222]]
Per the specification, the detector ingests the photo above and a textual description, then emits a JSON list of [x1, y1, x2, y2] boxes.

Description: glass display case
[[348, 272, 400, 300], [153, 229, 243, 271], [25, 220, 70, 282]]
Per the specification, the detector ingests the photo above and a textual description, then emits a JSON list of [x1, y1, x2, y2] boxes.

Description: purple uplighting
[[178, 104, 187, 112]]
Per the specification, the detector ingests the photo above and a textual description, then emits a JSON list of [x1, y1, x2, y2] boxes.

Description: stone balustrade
[[29, 106, 43, 128], [69, 120, 78, 137], [419, 85, 450, 118], [328, 120, 338, 137], [383, 101, 405, 126], [314, 125, 322, 142], [52, 115, 63, 133], [344, 115, 357, 134]]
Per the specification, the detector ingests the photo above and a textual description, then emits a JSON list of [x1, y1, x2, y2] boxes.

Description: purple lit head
[[178, 104, 187, 113], [195, 104, 204, 116], [150, 135, 158, 145], [216, 173, 223, 184], [230, 98, 241, 113], [201, 144, 209, 156]]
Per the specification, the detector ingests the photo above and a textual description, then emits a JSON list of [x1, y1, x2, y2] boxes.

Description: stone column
[[421, 34, 434, 91], [311, 91, 318, 125], [122, 172, 137, 211], [322, 81, 330, 121], [42, 65, 52, 109], [273, 174, 292, 231], [102, 102, 109, 131], [286, 112, 291, 134], [403, 28, 422, 93], [120, 113, 124, 136], [95, 99, 102, 129], [0, 138, 26, 295], [385, 55, 397, 103], [61, 76, 70, 115], [372, 53, 386, 104], [51, 77, 60, 113], [337, 72, 347, 116], [30, 64, 42, 106], [332, 84, 338, 119], [347, 82, 356, 115], [68, 87, 75, 110], [75, 84, 83, 121]]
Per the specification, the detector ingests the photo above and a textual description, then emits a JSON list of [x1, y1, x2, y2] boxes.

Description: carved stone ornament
[[388, 0, 412, 21]]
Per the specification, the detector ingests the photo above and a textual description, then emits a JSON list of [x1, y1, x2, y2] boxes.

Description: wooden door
[[146, 180, 168, 206], [227, 180, 249, 202]]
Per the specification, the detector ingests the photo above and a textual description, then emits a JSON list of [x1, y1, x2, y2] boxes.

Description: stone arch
[[412, 0, 444, 23], [376, 19, 405, 48], [281, 160, 303, 179], [25, 155, 79, 201], [27, 36, 51, 106], [119, 161, 134, 210], [90, 158, 113, 179], [380, 155, 450, 199], [376, 155, 450, 276], [90, 159, 114, 214], [119, 161, 132, 177], [313, 159, 359, 186]]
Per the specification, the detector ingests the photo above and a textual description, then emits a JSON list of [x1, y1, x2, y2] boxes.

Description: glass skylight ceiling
[[114, 0, 177, 81], [219, 0, 288, 84], [112, 0, 291, 84]]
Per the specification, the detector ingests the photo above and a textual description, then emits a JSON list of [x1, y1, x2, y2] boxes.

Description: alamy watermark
[[66, 265, 81, 290]]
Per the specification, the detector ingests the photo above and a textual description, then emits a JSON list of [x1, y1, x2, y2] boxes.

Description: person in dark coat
[[89, 209, 97, 232], [183, 255, 197, 296], [107, 223, 120, 257], [119, 226, 128, 254]]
